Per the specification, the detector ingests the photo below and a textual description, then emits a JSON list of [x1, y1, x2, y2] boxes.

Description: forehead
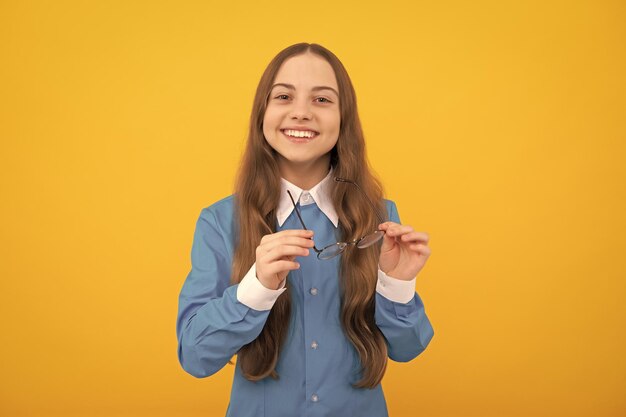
[[273, 53, 338, 90]]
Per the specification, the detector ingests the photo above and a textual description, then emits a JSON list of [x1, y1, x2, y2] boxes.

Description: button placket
[[297, 205, 329, 410]]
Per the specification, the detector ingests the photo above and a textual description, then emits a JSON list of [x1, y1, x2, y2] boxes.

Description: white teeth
[[283, 129, 317, 138]]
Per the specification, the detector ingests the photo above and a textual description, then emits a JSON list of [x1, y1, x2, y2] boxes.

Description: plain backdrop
[[1, 0, 624, 416]]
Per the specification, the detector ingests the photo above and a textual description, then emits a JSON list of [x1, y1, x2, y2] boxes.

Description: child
[[176, 42, 434, 417]]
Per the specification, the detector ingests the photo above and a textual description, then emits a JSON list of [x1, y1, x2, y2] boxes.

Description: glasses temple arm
[[287, 190, 310, 230], [287, 190, 324, 254]]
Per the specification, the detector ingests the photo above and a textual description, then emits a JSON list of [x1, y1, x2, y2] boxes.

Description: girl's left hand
[[378, 222, 431, 281]]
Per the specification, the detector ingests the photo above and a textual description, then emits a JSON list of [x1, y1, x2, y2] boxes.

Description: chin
[[281, 153, 319, 164]]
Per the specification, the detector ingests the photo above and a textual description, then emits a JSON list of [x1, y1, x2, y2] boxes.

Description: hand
[[255, 229, 315, 290], [378, 222, 431, 281]]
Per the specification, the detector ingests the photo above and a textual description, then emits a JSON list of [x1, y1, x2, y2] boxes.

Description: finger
[[262, 245, 311, 263], [378, 222, 399, 230], [409, 243, 431, 256], [259, 236, 314, 250], [261, 229, 314, 244], [380, 228, 398, 252], [261, 236, 315, 254], [281, 255, 296, 264], [263, 259, 301, 276], [400, 231, 430, 243], [386, 225, 414, 237]]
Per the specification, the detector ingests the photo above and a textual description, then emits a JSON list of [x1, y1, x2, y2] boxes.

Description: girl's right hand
[[255, 229, 315, 290]]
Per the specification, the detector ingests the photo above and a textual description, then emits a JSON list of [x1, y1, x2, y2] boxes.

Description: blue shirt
[[176, 184, 435, 416]]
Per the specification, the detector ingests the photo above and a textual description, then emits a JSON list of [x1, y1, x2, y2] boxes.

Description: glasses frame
[[287, 177, 387, 260]]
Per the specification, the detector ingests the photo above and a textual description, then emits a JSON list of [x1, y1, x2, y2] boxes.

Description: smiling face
[[262, 52, 341, 179]]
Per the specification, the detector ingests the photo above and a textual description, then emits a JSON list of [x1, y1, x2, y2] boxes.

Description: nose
[[289, 97, 312, 120]]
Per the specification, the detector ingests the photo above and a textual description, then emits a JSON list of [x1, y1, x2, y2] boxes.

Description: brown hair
[[230, 42, 388, 388]]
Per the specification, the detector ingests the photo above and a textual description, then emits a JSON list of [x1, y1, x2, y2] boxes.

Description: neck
[[278, 154, 331, 190]]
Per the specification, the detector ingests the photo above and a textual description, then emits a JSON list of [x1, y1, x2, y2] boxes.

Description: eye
[[275, 94, 290, 100], [315, 97, 332, 103]]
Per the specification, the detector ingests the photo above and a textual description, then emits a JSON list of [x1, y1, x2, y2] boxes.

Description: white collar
[[276, 166, 338, 228]]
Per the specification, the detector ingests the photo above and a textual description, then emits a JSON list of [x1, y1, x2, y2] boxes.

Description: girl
[[176, 42, 434, 417]]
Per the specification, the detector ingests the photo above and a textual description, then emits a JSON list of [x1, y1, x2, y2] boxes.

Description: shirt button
[[311, 340, 318, 349], [311, 394, 319, 402], [302, 193, 310, 202], [310, 287, 318, 296]]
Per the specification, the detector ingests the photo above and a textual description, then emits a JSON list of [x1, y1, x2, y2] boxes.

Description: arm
[[375, 201, 435, 362], [176, 208, 286, 378]]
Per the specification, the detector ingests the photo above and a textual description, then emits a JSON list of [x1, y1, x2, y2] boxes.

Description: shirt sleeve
[[376, 267, 417, 304], [237, 262, 287, 310], [176, 208, 284, 378], [375, 200, 435, 362]]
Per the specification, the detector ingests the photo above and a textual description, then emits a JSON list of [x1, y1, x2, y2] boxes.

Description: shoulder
[[195, 195, 237, 256], [383, 198, 396, 207], [382, 198, 398, 213], [198, 194, 236, 225], [382, 198, 401, 223], [201, 194, 235, 214]]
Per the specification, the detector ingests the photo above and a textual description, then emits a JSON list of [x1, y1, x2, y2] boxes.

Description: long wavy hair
[[230, 42, 388, 388]]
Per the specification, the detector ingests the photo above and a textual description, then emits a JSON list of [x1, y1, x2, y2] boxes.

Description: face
[[262, 53, 341, 171]]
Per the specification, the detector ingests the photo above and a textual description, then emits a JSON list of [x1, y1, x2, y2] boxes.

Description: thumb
[[379, 230, 395, 253], [277, 255, 296, 282]]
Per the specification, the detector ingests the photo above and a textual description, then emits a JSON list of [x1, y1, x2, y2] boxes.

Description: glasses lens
[[356, 230, 385, 248], [319, 242, 347, 260]]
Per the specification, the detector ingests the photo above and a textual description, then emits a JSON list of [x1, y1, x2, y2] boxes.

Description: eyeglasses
[[286, 177, 387, 260]]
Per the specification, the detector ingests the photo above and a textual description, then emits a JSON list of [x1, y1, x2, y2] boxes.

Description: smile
[[281, 129, 319, 138]]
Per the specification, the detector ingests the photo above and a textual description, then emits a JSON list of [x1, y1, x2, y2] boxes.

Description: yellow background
[[1, 0, 624, 416]]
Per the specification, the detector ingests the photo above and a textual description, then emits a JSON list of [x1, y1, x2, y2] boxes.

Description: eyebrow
[[270, 83, 339, 98]]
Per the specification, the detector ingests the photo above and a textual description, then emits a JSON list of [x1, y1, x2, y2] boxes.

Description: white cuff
[[376, 266, 416, 304], [236, 262, 287, 311]]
